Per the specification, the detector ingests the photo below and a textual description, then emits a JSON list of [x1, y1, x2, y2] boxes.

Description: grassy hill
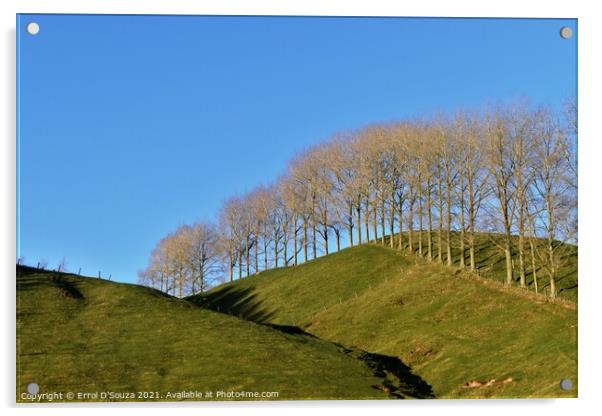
[[17, 233, 577, 401], [194, 244, 577, 398], [384, 231, 578, 302], [16, 266, 434, 402]]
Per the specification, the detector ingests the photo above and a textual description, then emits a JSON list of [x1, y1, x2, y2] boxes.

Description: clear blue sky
[[16, 15, 577, 283]]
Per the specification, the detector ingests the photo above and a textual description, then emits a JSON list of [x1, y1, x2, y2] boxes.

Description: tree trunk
[[372, 201, 378, 244], [426, 181, 433, 261], [517, 170, 527, 288], [335, 230, 340, 251], [389, 194, 395, 248], [179, 270, 183, 298], [229, 248, 234, 282], [312, 194, 317, 260], [348, 203, 354, 247], [303, 218, 308, 263], [323, 203, 329, 255], [263, 239, 268, 271], [274, 229, 279, 268], [437, 176, 444, 263], [418, 188, 424, 257], [518, 230, 526, 288], [468, 176, 476, 271], [199, 265, 204, 294], [459, 181, 466, 268], [312, 221, 317, 260], [380, 198, 386, 245], [547, 229, 557, 298], [529, 238, 538, 293], [293, 218, 298, 266], [408, 197, 414, 255], [246, 237, 251, 277], [504, 233, 513, 285], [445, 182, 453, 266], [283, 231, 289, 267], [323, 224, 329, 255], [255, 234, 259, 274], [548, 254, 556, 298], [365, 199, 371, 242], [397, 194, 404, 251], [356, 196, 362, 244]]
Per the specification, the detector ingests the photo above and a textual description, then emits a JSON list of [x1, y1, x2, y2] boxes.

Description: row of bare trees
[[140, 102, 577, 298], [138, 222, 221, 297]]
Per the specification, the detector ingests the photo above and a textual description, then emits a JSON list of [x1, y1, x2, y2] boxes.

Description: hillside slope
[[383, 232, 578, 302], [16, 266, 433, 402], [195, 244, 577, 398]]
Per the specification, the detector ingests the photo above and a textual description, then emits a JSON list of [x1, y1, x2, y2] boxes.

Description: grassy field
[[382, 231, 578, 302], [196, 244, 577, 398], [17, 266, 433, 402], [17, 232, 577, 401]]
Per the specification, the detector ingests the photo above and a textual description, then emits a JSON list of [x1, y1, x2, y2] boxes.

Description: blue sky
[[16, 15, 577, 283]]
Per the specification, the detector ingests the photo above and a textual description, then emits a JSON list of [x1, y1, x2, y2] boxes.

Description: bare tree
[[138, 101, 576, 300], [417, 124, 437, 260], [390, 123, 411, 251], [139, 221, 222, 297], [508, 106, 537, 287], [185, 222, 222, 294], [484, 109, 516, 285], [325, 135, 357, 248], [440, 121, 458, 267], [530, 110, 574, 298], [280, 173, 308, 265], [288, 149, 323, 261], [219, 196, 244, 281], [457, 114, 489, 271]]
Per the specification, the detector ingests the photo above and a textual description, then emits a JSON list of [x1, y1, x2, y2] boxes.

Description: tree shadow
[[190, 285, 434, 399], [189, 285, 277, 324], [17, 265, 54, 276], [556, 267, 578, 284], [356, 350, 436, 399], [17, 266, 84, 300], [264, 324, 435, 399], [265, 323, 317, 337]]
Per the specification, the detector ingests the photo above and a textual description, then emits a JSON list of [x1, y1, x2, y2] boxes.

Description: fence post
[[109, 274, 112, 281], [98, 271, 101, 279], [37, 262, 40, 269], [78, 267, 81, 275]]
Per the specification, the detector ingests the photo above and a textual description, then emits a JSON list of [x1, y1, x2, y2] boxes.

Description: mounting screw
[[560, 27, 573, 39], [26, 22, 40, 35], [560, 379, 573, 391], [27, 383, 39, 394]]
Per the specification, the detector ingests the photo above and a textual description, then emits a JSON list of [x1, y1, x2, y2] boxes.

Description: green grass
[[17, 266, 433, 402], [197, 243, 577, 398], [383, 231, 578, 302], [17, 231, 577, 401]]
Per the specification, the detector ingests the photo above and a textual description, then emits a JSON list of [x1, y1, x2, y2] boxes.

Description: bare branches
[[138, 221, 223, 297], [137, 101, 576, 300]]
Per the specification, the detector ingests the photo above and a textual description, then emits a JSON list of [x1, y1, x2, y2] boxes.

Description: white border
[[3, 1, 601, 415]]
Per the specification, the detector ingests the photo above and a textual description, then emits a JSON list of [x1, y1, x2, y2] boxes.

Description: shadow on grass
[[357, 350, 435, 399], [270, 323, 434, 399], [191, 287, 435, 399], [189, 285, 277, 324], [17, 266, 84, 300]]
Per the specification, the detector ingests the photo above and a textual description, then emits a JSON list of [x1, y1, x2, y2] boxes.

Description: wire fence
[[16, 259, 112, 281]]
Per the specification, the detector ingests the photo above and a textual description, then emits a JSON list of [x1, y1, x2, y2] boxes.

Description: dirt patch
[[462, 377, 513, 388]]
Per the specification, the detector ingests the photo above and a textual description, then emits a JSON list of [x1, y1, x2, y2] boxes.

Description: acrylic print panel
[[16, 14, 577, 402]]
